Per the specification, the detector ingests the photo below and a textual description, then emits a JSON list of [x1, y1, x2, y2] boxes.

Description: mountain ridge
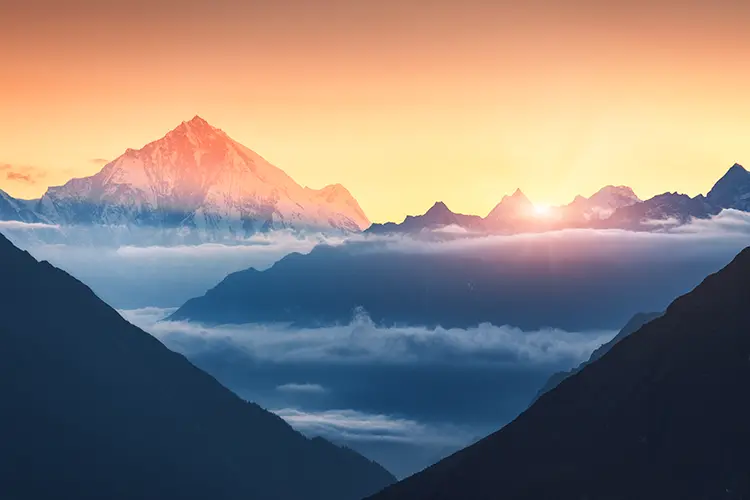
[[366, 163, 749, 235], [0, 230, 394, 500], [23, 116, 370, 238], [530, 311, 663, 404]]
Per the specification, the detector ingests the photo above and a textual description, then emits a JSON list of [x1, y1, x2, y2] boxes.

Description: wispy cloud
[[276, 383, 328, 394], [0, 220, 59, 229], [275, 408, 474, 446], [667, 208, 750, 235], [0, 163, 47, 185], [90, 158, 110, 166]]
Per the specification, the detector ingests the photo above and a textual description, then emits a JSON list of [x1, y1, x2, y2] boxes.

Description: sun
[[532, 204, 551, 217]]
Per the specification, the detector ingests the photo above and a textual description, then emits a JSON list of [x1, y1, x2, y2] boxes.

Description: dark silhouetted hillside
[[531, 311, 663, 403], [0, 232, 394, 500], [368, 247, 750, 500]]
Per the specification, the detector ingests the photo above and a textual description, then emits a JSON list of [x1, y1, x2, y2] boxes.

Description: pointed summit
[[715, 163, 748, 183], [170, 115, 221, 137], [500, 188, 532, 205], [495, 188, 532, 209], [563, 185, 640, 221], [35, 117, 371, 234], [425, 201, 452, 216], [707, 162, 750, 211], [485, 189, 534, 224], [189, 114, 208, 125], [729, 162, 747, 173], [365, 200, 483, 234]]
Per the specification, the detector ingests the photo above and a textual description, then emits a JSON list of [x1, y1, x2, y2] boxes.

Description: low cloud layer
[[0, 220, 59, 230], [9, 231, 346, 308], [122, 308, 590, 477], [3, 209, 749, 311], [122, 308, 615, 367], [669, 208, 750, 235]]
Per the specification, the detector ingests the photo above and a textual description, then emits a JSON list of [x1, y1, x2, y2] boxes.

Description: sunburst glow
[[533, 204, 551, 217]]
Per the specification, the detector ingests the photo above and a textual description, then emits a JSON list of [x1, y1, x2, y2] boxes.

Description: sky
[[2, 0, 750, 222]]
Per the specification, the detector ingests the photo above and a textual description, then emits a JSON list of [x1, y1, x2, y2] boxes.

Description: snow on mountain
[[0, 189, 45, 223], [35, 116, 369, 238], [565, 185, 641, 220]]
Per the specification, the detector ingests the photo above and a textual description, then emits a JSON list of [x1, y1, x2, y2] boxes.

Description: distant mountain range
[[1, 119, 748, 241], [167, 240, 733, 331], [0, 232, 394, 499], [368, 246, 750, 500], [0, 116, 369, 240], [369, 163, 750, 235]]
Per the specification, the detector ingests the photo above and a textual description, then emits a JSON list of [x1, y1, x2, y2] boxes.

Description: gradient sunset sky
[[2, 0, 750, 222]]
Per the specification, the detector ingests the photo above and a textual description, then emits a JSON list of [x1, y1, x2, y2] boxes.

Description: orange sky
[[2, 0, 750, 222]]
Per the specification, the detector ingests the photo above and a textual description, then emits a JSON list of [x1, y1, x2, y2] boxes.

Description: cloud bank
[[122, 307, 615, 367], [11, 231, 346, 308], [4, 208, 749, 312], [122, 306, 608, 477]]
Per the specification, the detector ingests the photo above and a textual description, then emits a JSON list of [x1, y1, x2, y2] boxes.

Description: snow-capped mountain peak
[[568, 185, 641, 220], [35, 117, 370, 238]]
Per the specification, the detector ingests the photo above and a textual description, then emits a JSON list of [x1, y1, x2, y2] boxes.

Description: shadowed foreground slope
[[0, 232, 394, 500], [530, 311, 663, 404], [369, 247, 750, 500]]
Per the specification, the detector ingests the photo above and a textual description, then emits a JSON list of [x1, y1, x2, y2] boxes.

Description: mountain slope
[[0, 231, 394, 500], [562, 185, 641, 221], [34, 116, 369, 237], [531, 311, 662, 403], [0, 189, 44, 223], [368, 247, 750, 500], [483, 189, 536, 231], [707, 163, 750, 211]]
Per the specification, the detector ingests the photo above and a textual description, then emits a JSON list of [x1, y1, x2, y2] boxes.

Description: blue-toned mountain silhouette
[[0, 232, 394, 500]]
